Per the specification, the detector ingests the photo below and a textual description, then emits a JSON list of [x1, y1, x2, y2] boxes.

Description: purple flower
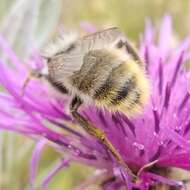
[[0, 15, 190, 190]]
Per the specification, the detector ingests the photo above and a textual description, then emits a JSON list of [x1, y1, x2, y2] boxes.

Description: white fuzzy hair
[[41, 31, 78, 58]]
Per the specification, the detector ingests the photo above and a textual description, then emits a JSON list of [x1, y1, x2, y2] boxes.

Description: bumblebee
[[24, 27, 150, 177]]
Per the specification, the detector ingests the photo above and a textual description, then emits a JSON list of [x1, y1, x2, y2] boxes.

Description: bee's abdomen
[[93, 63, 131, 100], [93, 60, 149, 115], [110, 78, 136, 105], [71, 49, 149, 115]]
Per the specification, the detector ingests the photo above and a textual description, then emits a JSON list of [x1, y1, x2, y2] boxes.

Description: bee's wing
[[79, 27, 143, 66], [59, 27, 126, 74], [65, 27, 125, 56], [78, 27, 126, 51]]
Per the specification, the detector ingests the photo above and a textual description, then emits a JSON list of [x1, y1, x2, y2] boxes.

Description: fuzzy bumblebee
[[38, 27, 150, 177], [44, 27, 150, 116]]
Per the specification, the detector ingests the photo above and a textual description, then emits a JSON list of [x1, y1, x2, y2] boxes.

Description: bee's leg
[[70, 96, 135, 178], [117, 39, 143, 65]]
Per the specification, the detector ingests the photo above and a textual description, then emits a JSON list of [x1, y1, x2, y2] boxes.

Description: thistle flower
[[0, 15, 190, 190]]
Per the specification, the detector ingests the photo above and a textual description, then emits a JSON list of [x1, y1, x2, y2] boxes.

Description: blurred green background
[[0, 0, 190, 190]]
